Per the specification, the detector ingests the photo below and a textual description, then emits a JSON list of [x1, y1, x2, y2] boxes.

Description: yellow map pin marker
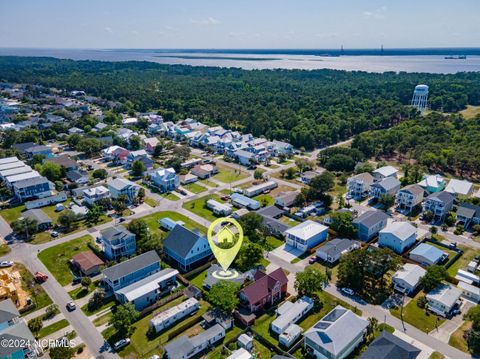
[[207, 217, 244, 273]]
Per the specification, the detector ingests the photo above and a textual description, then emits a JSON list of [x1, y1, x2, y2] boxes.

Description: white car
[[0, 261, 13, 268], [341, 287, 354, 296], [149, 356, 160, 359], [113, 338, 130, 351], [66, 302, 76, 311]]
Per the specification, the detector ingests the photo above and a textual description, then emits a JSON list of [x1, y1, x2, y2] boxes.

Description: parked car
[[113, 338, 130, 351], [0, 261, 13, 268], [341, 288, 354, 296], [118, 217, 126, 223], [308, 256, 317, 264], [34, 272, 48, 283], [51, 231, 59, 238], [72, 277, 82, 285], [66, 302, 76, 311]]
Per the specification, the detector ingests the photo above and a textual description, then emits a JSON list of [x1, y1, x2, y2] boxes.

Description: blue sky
[[1, 0, 479, 48]]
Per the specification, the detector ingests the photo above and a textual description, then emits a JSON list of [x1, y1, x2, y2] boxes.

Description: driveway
[[270, 244, 304, 263], [429, 300, 474, 342]]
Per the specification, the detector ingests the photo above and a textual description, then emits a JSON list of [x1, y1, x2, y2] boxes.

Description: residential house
[[347, 173, 374, 199], [5, 170, 42, 188], [12, 142, 36, 155], [423, 191, 455, 221], [456, 203, 480, 228], [66, 169, 89, 185], [164, 323, 225, 359], [0, 165, 34, 181], [206, 199, 233, 216], [352, 210, 389, 241], [378, 222, 417, 254], [143, 137, 159, 153], [409, 243, 448, 266], [458, 281, 480, 303], [395, 184, 424, 213], [228, 348, 253, 359], [24, 145, 53, 159], [191, 164, 218, 179], [426, 284, 462, 317], [150, 298, 199, 333], [102, 146, 129, 163], [239, 268, 288, 312], [122, 117, 138, 126], [392, 264, 426, 295], [257, 205, 289, 237], [372, 166, 398, 181], [102, 251, 161, 293], [231, 193, 261, 210], [150, 168, 179, 192], [22, 209, 52, 231], [360, 330, 421, 359], [243, 180, 278, 197], [71, 251, 104, 276], [115, 268, 178, 310], [445, 179, 474, 197], [107, 178, 140, 203], [271, 296, 314, 335], [418, 175, 446, 193], [272, 140, 294, 155], [180, 173, 198, 185], [275, 191, 298, 208], [235, 149, 256, 166], [315, 238, 360, 264], [369, 177, 401, 199], [304, 306, 369, 359], [83, 185, 110, 206], [301, 170, 324, 185], [45, 155, 78, 171], [285, 220, 328, 254], [0, 299, 40, 359], [279, 324, 303, 348], [68, 127, 84, 135], [159, 217, 185, 231], [12, 176, 53, 202], [100, 226, 136, 260], [163, 225, 212, 272]]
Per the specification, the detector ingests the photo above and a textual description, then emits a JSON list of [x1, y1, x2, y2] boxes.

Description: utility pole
[[400, 293, 406, 332]]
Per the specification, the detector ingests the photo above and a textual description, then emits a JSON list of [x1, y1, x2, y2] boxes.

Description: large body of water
[[1, 48, 480, 73]]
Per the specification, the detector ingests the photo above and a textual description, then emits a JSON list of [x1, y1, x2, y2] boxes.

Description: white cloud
[[105, 27, 113, 34], [190, 17, 220, 26], [363, 6, 387, 19]]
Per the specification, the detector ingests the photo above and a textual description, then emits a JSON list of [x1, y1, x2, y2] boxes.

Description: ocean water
[[1, 48, 480, 73]]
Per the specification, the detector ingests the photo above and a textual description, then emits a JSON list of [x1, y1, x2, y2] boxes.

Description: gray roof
[[102, 250, 160, 282], [426, 191, 455, 205], [163, 225, 207, 258], [0, 321, 35, 357], [22, 209, 52, 225], [100, 226, 134, 244], [457, 203, 480, 219], [353, 210, 389, 228], [316, 238, 360, 258], [115, 268, 178, 301], [402, 184, 424, 196], [373, 177, 401, 192], [164, 335, 193, 358], [190, 323, 224, 347], [0, 299, 19, 324], [257, 205, 285, 218], [360, 330, 421, 359], [13, 176, 50, 189]]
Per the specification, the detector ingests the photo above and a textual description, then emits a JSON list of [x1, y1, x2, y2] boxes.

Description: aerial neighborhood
[[1, 80, 480, 359]]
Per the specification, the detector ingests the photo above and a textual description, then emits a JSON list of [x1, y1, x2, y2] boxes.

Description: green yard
[[144, 197, 158, 207], [187, 268, 209, 289], [0, 204, 25, 223], [183, 194, 228, 222], [15, 263, 53, 316], [93, 312, 113, 327], [199, 179, 218, 188], [137, 210, 206, 237], [81, 297, 116, 316], [68, 280, 99, 300], [390, 292, 445, 333], [449, 321, 471, 353], [266, 236, 284, 249], [37, 319, 69, 338], [213, 165, 249, 183], [183, 182, 208, 194], [0, 244, 11, 257], [279, 215, 301, 227], [253, 194, 275, 207], [447, 245, 476, 277], [160, 192, 180, 201], [38, 235, 94, 286]]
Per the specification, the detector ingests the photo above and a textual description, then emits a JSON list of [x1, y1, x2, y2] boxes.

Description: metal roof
[[102, 251, 160, 282]]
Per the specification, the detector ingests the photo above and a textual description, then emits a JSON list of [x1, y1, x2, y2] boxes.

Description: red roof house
[[239, 268, 288, 313], [71, 251, 104, 276]]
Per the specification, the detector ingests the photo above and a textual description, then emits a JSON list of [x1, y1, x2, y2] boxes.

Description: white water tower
[[411, 84, 429, 112]]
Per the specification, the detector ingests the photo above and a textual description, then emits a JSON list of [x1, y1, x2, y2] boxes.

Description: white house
[[107, 178, 140, 204], [206, 199, 233, 216], [150, 298, 199, 333], [458, 281, 480, 303], [271, 296, 314, 335], [409, 243, 448, 266], [426, 284, 462, 317], [378, 222, 417, 254], [392, 264, 426, 295], [243, 180, 278, 198], [279, 324, 303, 348], [347, 173, 374, 199], [445, 179, 474, 197], [304, 306, 368, 359], [83, 186, 110, 206], [227, 348, 253, 359], [150, 167, 179, 193], [373, 166, 398, 181], [315, 238, 360, 264], [285, 220, 328, 254], [395, 185, 424, 213]]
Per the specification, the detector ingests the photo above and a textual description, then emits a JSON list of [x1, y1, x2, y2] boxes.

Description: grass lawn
[[0, 204, 26, 223], [38, 235, 94, 286], [390, 292, 445, 333], [182, 194, 227, 222], [138, 210, 206, 238], [160, 192, 180, 201], [429, 352, 445, 359], [460, 105, 480, 119], [37, 319, 69, 338], [449, 321, 471, 353], [15, 263, 53, 316], [187, 268, 209, 289], [106, 298, 211, 358], [199, 179, 218, 188], [259, 257, 270, 268], [266, 236, 284, 249], [93, 312, 113, 327], [309, 262, 339, 283], [41, 199, 72, 223], [68, 281, 98, 300], [213, 165, 249, 183], [447, 245, 476, 278], [254, 194, 275, 207], [81, 297, 116, 316], [252, 311, 279, 345], [144, 197, 158, 207], [0, 244, 11, 257], [279, 215, 301, 227], [183, 182, 207, 194]]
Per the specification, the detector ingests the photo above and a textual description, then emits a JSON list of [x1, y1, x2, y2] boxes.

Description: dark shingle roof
[[458, 203, 480, 219], [23, 209, 52, 225], [163, 225, 206, 258], [353, 210, 389, 227], [426, 191, 455, 204], [100, 226, 134, 244], [257, 205, 285, 218], [0, 299, 19, 323], [360, 330, 421, 359], [102, 250, 160, 282]]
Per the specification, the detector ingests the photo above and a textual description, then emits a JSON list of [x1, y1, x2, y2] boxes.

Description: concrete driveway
[[429, 300, 474, 342], [271, 244, 304, 263]]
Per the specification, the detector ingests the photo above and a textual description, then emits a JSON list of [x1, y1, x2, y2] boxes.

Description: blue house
[[100, 226, 136, 260], [102, 251, 161, 293], [379, 222, 417, 254], [352, 210, 389, 241], [163, 225, 212, 272]]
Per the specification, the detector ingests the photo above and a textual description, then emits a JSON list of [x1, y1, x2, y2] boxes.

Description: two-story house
[[347, 173, 374, 199], [352, 210, 389, 241], [107, 178, 140, 204], [456, 203, 480, 228], [379, 221, 417, 254], [12, 176, 53, 202], [423, 191, 455, 221], [395, 184, 424, 213], [150, 168, 179, 193], [102, 250, 161, 293], [83, 185, 111, 206], [100, 226, 136, 260], [285, 220, 328, 254], [372, 166, 398, 182], [418, 174, 446, 194], [426, 284, 462, 317], [163, 225, 212, 272], [369, 177, 401, 199]]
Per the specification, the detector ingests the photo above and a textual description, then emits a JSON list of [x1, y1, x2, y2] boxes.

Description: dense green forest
[[1, 56, 480, 150], [352, 112, 480, 179]]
